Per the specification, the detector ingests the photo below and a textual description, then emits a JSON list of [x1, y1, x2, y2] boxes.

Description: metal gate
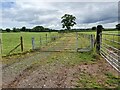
[[100, 32, 120, 73], [32, 32, 95, 52], [40, 33, 78, 52]]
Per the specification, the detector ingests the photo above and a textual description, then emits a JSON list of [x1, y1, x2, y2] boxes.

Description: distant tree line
[[1, 26, 59, 33], [0, 23, 119, 33]]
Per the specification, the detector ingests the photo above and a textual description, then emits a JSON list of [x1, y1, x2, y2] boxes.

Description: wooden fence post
[[20, 36, 23, 52], [32, 37, 35, 50], [96, 25, 103, 54], [40, 36, 42, 46], [76, 32, 78, 51], [90, 35, 94, 50], [0, 39, 1, 54], [46, 34, 47, 46]]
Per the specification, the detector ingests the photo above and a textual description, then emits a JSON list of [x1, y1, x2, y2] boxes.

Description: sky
[[0, 0, 119, 29]]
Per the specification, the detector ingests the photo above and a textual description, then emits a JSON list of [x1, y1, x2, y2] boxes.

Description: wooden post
[[20, 36, 23, 52], [46, 34, 47, 46], [96, 25, 103, 54], [0, 38, 1, 54], [90, 35, 94, 50], [76, 32, 78, 51], [40, 36, 42, 46], [32, 37, 35, 50]]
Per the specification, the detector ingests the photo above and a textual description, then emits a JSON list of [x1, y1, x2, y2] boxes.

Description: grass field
[[2, 32, 59, 56], [2, 30, 119, 56], [78, 30, 119, 35], [78, 30, 120, 49], [2, 32, 119, 88]]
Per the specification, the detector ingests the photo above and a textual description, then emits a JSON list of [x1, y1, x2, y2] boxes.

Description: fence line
[[2, 30, 119, 73], [2, 33, 63, 56], [103, 38, 120, 44], [31, 33, 62, 50], [77, 33, 95, 52], [0, 38, 2, 54], [7, 36, 23, 55], [7, 44, 21, 55], [100, 33, 120, 73]]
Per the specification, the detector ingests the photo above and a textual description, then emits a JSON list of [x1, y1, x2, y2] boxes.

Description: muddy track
[[2, 33, 77, 88], [2, 33, 119, 88]]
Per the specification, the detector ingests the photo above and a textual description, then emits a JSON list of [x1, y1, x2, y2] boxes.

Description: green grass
[[76, 71, 119, 88], [78, 30, 120, 49], [77, 73, 101, 88], [105, 72, 120, 86], [2, 32, 59, 56], [78, 30, 119, 35], [78, 34, 91, 49], [2, 30, 119, 56], [45, 50, 97, 67], [2, 31, 119, 88]]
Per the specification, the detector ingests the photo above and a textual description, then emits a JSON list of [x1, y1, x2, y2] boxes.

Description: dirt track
[[2, 33, 119, 88]]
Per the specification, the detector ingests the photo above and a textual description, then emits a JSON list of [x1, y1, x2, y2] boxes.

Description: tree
[[13, 27, 16, 32], [13, 27, 20, 32], [116, 24, 120, 30], [92, 26, 96, 30], [32, 26, 44, 32], [61, 14, 76, 31], [21, 26, 26, 32], [6, 28, 11, 32]]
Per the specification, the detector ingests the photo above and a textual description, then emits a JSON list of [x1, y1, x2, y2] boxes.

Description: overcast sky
[[0, 0, 119, 29]]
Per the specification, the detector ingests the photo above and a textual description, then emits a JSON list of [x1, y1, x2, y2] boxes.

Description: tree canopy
[[92, 27, 96, 30], [32, 26, 44, 32], [6, 28, 11, 32], [61, 14, 76, 31], [21, 27, 26, 32]]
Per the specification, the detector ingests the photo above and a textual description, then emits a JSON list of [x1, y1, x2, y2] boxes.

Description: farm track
[[2, 33, 119, 88], [2, 33, 77, 88]]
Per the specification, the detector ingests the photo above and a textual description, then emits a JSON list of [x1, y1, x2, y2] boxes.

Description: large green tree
[[61, 14, 76, 31]]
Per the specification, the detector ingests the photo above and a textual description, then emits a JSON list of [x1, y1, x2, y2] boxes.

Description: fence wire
[[33, 33, 95, 52], [2, 32, 95, 55], [33, 33, 63, 51], [77, 33, 95, 52]]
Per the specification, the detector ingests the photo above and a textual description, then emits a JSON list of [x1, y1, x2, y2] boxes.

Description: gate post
[[96, 25, 103, 54], [40, 36, 42, 46], [76, 32, 78, 51], [20, 36, 23, 52], [32, 37, 35, 50], [46, 34, 47, 46], [0, 38, 2, 54], [90, 35, 94, 50]]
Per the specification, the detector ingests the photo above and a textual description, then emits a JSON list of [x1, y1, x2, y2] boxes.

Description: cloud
[[3, 0, 119, 2], [1, 2, 15, 8], [1, 1, 118, 29]]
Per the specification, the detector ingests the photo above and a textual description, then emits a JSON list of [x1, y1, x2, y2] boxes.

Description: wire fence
[[2, 32, 60, 56], [2, 32, 96, 56], [32, 33, 77, 52], [100, 32, 120, 73], [77, 33, 95, 52], [31, 33, 63, 51]]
